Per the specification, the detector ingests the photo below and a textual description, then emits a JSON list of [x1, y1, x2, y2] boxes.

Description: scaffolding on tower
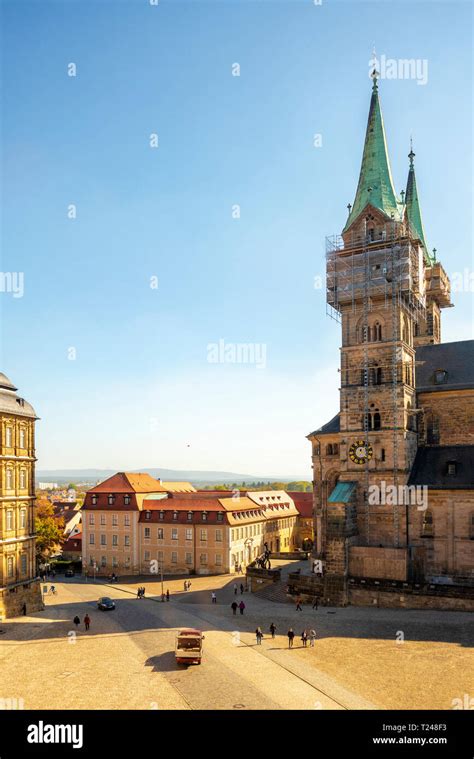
[[326, 218, 427, 548]]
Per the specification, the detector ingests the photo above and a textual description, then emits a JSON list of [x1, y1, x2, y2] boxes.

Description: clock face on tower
[[349, 439, 373, 465]]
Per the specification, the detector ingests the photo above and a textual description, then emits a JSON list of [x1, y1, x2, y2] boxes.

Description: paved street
[[0, 569, 472, 710]]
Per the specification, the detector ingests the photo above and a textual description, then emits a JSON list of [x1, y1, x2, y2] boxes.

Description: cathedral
[[306, 72, 474, 610]]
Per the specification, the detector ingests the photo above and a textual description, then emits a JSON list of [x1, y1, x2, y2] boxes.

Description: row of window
[[89, 513, 130, 526], [91, 494, 132, 506], [143, 509, 221, 522], [3, 470, 29, 489], [4, 508, 28, 531], [1, 427, 28, 448], [88, 552, 222, 568], [230, 519, 294, 542], [89, 528, 224, 545]]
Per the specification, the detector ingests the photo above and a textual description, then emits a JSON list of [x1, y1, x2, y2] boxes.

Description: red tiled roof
[[88, 472, 166, 494], [62, 535, 82, 551], [288, 492, 313, 517]]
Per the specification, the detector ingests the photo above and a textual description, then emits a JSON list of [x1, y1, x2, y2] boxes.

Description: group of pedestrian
[[161, 589, 170, 602], [136, 586, 146, 599], [73, 614, 90, 631], [233, 583, 245, 595], [183, 580, 192, 591], [231, 600, 246, 615], [287, 627, 316, 648]]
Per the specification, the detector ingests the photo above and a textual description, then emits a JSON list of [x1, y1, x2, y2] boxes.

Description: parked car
[[97, 597, 115, 611], [65, 568, 75, 577]]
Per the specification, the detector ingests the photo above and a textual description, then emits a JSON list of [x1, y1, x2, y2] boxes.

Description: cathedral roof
[[405, 146, 432, 264], [343, 77, 402, 234], [416, 340, 474, 393], [408, 446, 474, 490], [307, 413, 340, 438]]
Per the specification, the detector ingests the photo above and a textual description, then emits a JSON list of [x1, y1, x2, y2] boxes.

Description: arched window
[[326, 444, 333, 455], [373, 412, 381, 430], [333, 443, 339, 455], [19, 470, 26, 489], [369, 366, 382, 385], [5, 469, 13, 489], [426, 415, 440, 445], [422, 510, 434, 537]]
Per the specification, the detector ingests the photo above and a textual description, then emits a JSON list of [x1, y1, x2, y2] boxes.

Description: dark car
[[97, 597, 115, 611], [65, 568, 75, 577]]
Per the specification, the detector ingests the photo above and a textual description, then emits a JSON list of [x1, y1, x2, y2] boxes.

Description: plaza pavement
[[0, 567, 472, 710]]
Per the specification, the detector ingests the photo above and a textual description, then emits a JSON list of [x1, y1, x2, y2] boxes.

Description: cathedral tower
[[308, 73, 452, 605]]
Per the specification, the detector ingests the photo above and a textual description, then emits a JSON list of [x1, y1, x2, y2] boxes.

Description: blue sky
[[1, 0, 472, 477]]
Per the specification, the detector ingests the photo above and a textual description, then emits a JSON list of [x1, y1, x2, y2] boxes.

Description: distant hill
[[36, 467, 310, 486]]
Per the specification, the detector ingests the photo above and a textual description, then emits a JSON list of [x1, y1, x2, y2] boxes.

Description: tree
[[35, 500, 65, 562], [67, 483, 77, 490]]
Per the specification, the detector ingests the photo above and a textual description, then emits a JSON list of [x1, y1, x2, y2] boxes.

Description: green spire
[[343, 73, 401, 233], [405, 142, 432, 264]]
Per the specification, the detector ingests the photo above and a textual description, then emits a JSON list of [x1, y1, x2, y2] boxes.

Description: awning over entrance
[[327, 481, 357, 503]]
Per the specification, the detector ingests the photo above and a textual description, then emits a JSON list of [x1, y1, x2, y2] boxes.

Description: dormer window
[[217, 512, 223, 522], [173, 511, 178, 521], [145, 511, 151, 520], [434, 369, 448, 385], [108, 495, 115, 506], [446, 461, 457, 476], [187, 511, 193, 521], [202, 512, 208, 521], [124, 495, 131, 505], [91, 495, 98, 506], [159, 511, 164, 521]]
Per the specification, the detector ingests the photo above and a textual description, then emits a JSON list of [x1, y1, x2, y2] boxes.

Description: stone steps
[[254, 581, 292, 604]]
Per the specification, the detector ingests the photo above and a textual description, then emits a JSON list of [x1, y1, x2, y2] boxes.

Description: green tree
[[35, 500, 65, 561]]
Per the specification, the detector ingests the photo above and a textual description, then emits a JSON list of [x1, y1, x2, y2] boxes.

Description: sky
[[1, 0, 472, 478]]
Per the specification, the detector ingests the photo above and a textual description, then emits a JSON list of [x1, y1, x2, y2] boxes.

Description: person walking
[[269, 622, 276, 639], [137, 588, 142, 600], [240, 583, 244, 594], [295, 598, 303, 612], [309, 628, 317, 647], [312, 596, 319, 611], [22, 603, 27, 616], [255, 627, 263, 645], [233, 583, 238, 595], [84, 614, 90, 631], [141, 587, 146, 598], [287, 628, 295, 648], [238, 564, 243, 574], [231, 601, 238, 615], [166, 589, 170, 601], [211, 592, 217, 604], [239, 600, 245, 615], [184, 580, 187, 591], [73, 615, 80, 628], [301, 629, 308, 647]]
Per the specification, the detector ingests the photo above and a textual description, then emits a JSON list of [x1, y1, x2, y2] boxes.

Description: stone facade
[[305, 79, 473, 609], [0, 374, 43, 619]]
